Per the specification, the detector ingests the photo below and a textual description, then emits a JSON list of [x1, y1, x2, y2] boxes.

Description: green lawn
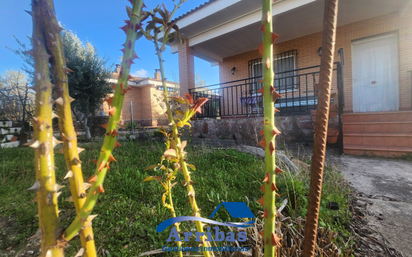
[[0, 140, 351, 256]]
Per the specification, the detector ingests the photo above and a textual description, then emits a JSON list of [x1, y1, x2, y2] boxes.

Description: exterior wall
[[189, 115, 316, 145], [178, 38, 195, 97], [219, 10, 412, 112]]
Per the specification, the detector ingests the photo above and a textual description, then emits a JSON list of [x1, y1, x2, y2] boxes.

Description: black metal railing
[[189, 62, 342, 118]]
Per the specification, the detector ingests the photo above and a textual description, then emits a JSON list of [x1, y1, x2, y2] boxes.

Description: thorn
[[65, 196, 74, 202], [29, 228, 42, 239], [23, 49, 34, 56], [263, 173, 270, 184], [271, 33, 280, 44], [79, 193, 87, 198], [259, 130, 264, 136], [272, 91, 283, 102], [269, 141, 275, 155], [89, 214, 98, 222], [274, 107, 280, 113], [127, 74, 133, 81], [97, 185, 105, 194], [56, 191, 62, 198], [108, 107, 115, 116], [87, 175, 98, 183], [275, 166, 284, 175], [257, 87, 265, 96], [54, 97, 64, 106], [91, 159, 98, 164], [27, 180, 40, 192], [265, 58, 271, 70], [120, 48, 125, 54], [52, 137, 62, 148], [257, 139, 266, 149], [72, 157, 82, 166], [258, 78, 263, 83], [113, 140, 122, 149], [64, 170, 73, 179], [275, 193, 280, 197], [98, 161, 106, 172], [263, 208, 268, 218], [133, 52, 139, 60], [259, 184, 265, 193], [110, 129, 119, 137], [258, 196, 264, 206], [271, 182, 279, 191], [273, 127, 281, 136], [52, 112, 59, 119], [83, 183, 91, 191], [55, 184, 65, 192], [104, 97, 113, 106], [258, 230, 264, 238], [69, 97, 75, 102], [271, 233, 282, 246], [86, 234, 93, 242], [259, 24, 265, 33], [256, 42, 264, 56], [108, 154, 117, 163], [24, 10, 34, 17], [94, 125, 105, 133], [120, 24, 128, 34], [24, 139, 40, 149], [67, 142, 72, 150], [63, 66, 74, 74]]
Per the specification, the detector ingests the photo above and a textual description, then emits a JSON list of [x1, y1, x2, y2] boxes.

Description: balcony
[[189, 62, 344, 118]]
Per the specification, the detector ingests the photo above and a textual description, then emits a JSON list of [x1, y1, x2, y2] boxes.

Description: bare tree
[[0, 70, 34, 145]]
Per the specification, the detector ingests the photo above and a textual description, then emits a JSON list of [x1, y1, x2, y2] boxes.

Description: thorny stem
[[167, 177, 183, 257], [29, 1, 64, 255], [64, 0, 144, 241], [36, 0, 97, 255], [259, 0, 283, 256], [154, 33, 211, 257]]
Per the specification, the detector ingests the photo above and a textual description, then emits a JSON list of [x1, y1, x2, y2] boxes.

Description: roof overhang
[[169, 0, 410, 64]]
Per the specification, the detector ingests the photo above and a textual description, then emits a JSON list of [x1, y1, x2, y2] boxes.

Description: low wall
[[189, 115, 315, 146]]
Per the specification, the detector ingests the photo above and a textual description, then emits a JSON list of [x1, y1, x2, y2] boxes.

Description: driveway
[[340, 155, 412, 256]]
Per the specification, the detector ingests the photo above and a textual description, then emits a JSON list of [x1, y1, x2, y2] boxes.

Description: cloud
[[132, 68, 148, 77]]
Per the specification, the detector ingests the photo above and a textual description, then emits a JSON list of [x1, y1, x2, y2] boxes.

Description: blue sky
[[0, 0, 219, 85]]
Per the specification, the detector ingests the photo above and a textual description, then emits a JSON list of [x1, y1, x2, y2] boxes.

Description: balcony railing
[[189, 62, 343, 118]]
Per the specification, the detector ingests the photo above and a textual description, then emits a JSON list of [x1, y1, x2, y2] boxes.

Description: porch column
[[178, 38, 195, 96]]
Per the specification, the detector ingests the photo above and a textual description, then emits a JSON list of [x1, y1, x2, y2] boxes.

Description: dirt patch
[[0, 216, 40, 257]]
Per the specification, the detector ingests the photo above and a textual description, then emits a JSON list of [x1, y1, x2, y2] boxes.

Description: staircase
[[342, 111, 412, 157]]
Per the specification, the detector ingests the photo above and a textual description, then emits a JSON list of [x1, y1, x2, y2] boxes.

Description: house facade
[[102, 65, 179, 127], [171, 0, 412, 156]]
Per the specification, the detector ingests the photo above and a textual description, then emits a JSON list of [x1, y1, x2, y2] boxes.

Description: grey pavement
[[340, 156, 412, 256]]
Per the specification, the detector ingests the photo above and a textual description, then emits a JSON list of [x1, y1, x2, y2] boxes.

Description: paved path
[[340, 156, 412, 256]]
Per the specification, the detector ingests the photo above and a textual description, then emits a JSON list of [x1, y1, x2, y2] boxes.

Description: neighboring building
[[169, 0, 412, 156], [102, 65, 180, 127]]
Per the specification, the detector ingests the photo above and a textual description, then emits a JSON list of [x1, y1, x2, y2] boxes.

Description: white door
[[352, 33, 399, 113]]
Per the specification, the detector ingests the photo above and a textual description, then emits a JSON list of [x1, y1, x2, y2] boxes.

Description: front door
[[352, 33, 399, 113]]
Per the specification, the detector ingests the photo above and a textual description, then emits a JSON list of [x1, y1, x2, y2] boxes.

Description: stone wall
[[189, 115, 315, 146]]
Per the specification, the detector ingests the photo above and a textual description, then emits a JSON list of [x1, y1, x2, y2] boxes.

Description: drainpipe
[[303, 0, 339, 256]]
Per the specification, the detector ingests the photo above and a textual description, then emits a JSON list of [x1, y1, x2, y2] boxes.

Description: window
[[248, 50, 297, 93], [157, 86, 175, 92]]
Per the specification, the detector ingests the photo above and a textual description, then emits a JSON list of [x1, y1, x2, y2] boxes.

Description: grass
[[0, 139, 352, 256]]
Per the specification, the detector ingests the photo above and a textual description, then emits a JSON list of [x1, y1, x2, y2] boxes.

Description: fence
[[189, 62, 343, 118]]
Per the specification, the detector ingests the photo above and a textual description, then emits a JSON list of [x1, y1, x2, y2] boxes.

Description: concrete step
[[342, 111, 412, 122], [344, 144, 412, 157], [342, 121, 412, 133], [343, 133, 412, 148]]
